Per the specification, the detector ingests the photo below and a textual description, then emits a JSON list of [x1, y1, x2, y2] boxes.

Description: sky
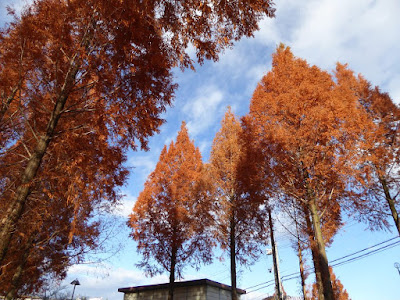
[[1, 0, 400, 299]]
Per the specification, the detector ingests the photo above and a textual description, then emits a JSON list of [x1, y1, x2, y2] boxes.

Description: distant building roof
[[263, 296, 303, 300], [118, 278, 246, 295]]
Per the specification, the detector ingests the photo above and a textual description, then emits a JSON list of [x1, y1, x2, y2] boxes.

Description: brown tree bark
[[309, 200, 334, 300], [168, 246, 177, 300], [230, 209, 238, 300], [4, 236, 34, 300], [0, 61, 80, 266], [297, 242, 307, 300], [304, 208, 323, 300], [268, 209, 283, 300], [379, 176, 400, 236], [0, 18, 96, 266], [295, 220, 307, 300]]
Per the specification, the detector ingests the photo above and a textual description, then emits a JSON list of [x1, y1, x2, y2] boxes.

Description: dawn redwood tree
[[0, 103, 127, 297], [0, 193, 99, 299], [0, 0, 275, 267], [245, 45, 371, 300], [129, 122, 213, 300], [208, 107, 267, 300], [351, 78, 400, 235], [267, 193, 341, 300], [309, 267, 351, 300], [278, 199, 310, 300]]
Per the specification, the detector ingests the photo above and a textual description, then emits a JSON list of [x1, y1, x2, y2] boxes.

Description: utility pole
[[268, 208, 284, 300]]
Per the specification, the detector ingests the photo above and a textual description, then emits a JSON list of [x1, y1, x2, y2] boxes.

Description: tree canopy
[[353, 79, 400, 234], [0, 0, 276, 291], [209, 107, 268, 300], [129, 122, 213, 300], [245, 44, 372, 300]]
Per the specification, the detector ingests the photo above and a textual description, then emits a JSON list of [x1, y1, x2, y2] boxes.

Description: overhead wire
[[271, 216, 364, 277], [329, 236, 399, 264], [331, 239, 400, 268], [274, 218, 395, 277], [279, 237, 400, 281], [244, 236, 400, 294]]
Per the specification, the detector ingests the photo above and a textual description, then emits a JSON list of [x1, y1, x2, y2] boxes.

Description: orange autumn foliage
[[129, 122, 213, 300], [0, 96, 128, 296], [350, 79, 400, 235], [209, 107, 267, 300], [309, 267, 351, 300], [245, 45, 371, 300], [0, 0, 276, 287]]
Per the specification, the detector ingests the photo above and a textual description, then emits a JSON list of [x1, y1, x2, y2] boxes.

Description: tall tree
[[129, 122, 213, 300], [278, 199, 310, 300], [0, 0, 275, 268], [309, 267, 351, 300], [208, 107, 267, 300], [0, 112, 127, 297], [245, 45, 371, 300], [348, 75, 400, 235]]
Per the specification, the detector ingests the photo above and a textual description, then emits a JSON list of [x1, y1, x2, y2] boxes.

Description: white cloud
[[128, 154, 157, 176], [216, 47, 247, 72], [198, 140, 211, 159], [292, 0, 395, 63], [387, 76, 400, 103], [63, 264, 168, 300], [163, 131, 178, 147], [252, 0, 400, 104], [291, 0, 400, 104], [183, 85, 224, 136], [112, 193, 137, 218], [244, 64, 268, 92], [255, 0, 308, 45]]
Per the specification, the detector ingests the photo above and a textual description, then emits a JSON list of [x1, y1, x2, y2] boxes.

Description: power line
[[252, 288, 277, 300], [279, 237, 400, 280], [279, 238, 399, 285], [331, 239, 400, 268], [245, 278, 275, 291], [330, 236, 399, 264], [271, 217, 364, 277], [247, 281, 276, 294], [209, 268, 229, 277], [245, 236, 400, 293]]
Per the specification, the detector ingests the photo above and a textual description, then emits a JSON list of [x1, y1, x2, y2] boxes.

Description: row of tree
[[128, 45, 399, 300], [0, 0, 275, 298]]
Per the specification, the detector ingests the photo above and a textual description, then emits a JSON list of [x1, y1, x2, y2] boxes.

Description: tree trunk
[[308, 200, 333, 300], [295, 226, 307, 300], [168, 247, 177, 300], [0, 62, 80, 266], [379, 176, 400, 236], [230, 211, 238, 300], [5, 236, 34, 300], [304, 206, 323, 300], [268, 209, 282, 300], [297, 243, 307, 300]]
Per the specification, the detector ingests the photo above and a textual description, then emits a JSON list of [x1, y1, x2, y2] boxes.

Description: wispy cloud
[[63, 264, 168, 300], [253, 0, 400, 103], [128, 154, 157, 176], [183, 85, 224, 137], [112, 192, 137, 218]]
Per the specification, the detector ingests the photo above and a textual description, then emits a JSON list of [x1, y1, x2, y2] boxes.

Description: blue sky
[[1, 0, 400, 299]]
